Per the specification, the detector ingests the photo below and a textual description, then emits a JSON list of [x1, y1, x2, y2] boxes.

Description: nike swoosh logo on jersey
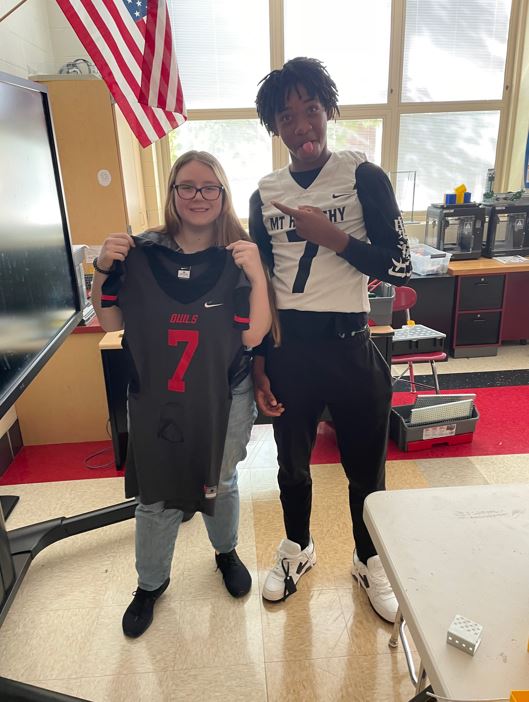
[[204, 301, 223, 308], [332, 193, 351, 198]]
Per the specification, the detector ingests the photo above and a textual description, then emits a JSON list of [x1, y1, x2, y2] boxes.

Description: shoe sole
[[262, 553, 317, 603], [351, 572, 396, 624]]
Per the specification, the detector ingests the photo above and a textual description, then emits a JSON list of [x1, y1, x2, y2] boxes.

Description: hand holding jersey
[[271, 200, 349, 253], [226, 240, 267, 285], [98, 232, 135, 268]]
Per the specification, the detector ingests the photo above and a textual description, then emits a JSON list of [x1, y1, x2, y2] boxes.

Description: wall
[[0, 0, 55, 77], [45, 0, 89, 72], [0, 0, 91, 79]]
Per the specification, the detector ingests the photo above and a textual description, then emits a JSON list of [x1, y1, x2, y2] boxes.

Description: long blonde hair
[[157, 150, 281, 345], [160, 150, 247, 246]]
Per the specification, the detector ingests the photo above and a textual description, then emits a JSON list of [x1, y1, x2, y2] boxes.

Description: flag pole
[[0, 0, 29, 24]]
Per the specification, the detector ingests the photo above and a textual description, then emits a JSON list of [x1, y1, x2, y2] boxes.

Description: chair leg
[[408, 362, 415, 393], [431, 360, 440, 394]]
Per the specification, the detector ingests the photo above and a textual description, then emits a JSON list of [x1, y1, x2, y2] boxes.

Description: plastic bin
[[410, 244, 452, 276], [390, 404, 479, 452], [368, 282, 395, 325], [392, 324, 446, 355]]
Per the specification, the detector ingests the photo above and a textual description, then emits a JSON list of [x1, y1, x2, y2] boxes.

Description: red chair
[[391, 286, 447, 394]]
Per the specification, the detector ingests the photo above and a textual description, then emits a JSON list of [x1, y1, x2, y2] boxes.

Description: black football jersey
[[101, 236, 250, 514]]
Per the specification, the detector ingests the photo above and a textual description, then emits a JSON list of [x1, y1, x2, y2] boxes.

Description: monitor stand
[[0, 478, 136, 702], [0, 495, 19, 520]]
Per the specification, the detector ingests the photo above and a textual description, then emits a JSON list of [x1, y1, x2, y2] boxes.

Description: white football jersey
[[258, 151, 370, 313]]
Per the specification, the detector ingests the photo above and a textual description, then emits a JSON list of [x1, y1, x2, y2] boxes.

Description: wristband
[[93, 256, 115, 275]]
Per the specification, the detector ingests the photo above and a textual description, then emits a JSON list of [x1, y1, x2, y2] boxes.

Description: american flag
[[56, 0, 187, 147]]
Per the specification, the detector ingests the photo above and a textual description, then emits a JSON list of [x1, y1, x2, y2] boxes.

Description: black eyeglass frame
[[172, 183, 225, 201]]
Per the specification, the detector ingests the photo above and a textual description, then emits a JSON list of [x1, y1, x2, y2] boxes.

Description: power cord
[[58, 58, 99, 76], [83, 419, 116, 470], [84, 446, 114, 470]]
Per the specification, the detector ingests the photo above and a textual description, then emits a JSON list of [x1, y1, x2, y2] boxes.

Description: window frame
[[159, 0, 527, 222]]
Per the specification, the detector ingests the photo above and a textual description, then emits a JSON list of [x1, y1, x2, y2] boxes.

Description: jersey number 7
[[286, 226, 319, 293], [168, 329, 199, 392]]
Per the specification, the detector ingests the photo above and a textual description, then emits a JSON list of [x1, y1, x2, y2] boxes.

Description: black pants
[[266, 329, 392, 563]]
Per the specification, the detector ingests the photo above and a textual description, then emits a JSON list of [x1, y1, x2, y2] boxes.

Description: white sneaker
[[262, 538, 316, 602], [352, 551, 398, 623]]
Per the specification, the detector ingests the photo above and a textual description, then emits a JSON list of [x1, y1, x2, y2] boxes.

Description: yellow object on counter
[[454, 183, 467, 204], [511, 692, 529, 701]]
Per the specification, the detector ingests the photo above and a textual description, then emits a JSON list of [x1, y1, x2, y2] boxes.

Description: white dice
[[447, 614, 483, 656]]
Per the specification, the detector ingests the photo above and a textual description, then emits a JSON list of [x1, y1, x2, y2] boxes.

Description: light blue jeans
[[134, 373, 257, 591]]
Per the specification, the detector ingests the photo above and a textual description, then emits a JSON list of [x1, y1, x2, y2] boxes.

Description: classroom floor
[[1, 345, 528, 702]]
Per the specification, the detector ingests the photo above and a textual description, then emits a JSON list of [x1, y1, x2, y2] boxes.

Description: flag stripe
[[56, 0, 186, 147], [102, 0, 144, 65], [56, 0, 154, 145], [159, 7, 176, 110], [140, 1, 157, 107], [77, 0, 167, 140], [83, 0, 169, 133], [81, 0, 179, 138], [150, 5, 167, 108]]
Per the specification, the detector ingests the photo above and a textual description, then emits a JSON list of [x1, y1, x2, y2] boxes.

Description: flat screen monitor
[[0, 72, 81, 418]]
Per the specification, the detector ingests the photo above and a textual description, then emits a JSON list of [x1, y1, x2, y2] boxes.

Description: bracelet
[[93, 256, 115, 275]]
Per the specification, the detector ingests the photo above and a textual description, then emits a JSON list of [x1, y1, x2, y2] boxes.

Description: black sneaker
[[215, 550, 252, 597], [122, 577, 170, 638]]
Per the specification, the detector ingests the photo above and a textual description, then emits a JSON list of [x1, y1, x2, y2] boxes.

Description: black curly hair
[[255, 57, 340, 136]]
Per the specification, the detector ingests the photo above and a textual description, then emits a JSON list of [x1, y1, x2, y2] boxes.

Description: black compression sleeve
[[338, 162, 411, 285], [249, 189, 274, 273]]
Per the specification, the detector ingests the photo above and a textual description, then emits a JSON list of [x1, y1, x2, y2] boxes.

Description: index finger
[[271, 200, 299, 218]]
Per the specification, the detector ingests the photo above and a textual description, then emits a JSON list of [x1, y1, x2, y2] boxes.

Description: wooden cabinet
[[15, 327, 109, 444], [453, 274, 505, 356], [32, 74, 147, 244], [449, 258, 529, 357], [395, 259, 529, 359]]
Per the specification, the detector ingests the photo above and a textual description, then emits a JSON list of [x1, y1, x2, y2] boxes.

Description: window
[[164, 0, 519, 219], [167, 0, 270, 109], [402, 0, 511, 102], [327, 119, 383, 165], [168, 120, 272, 216], [397, 111, 501, 210], [284, 0, 392, 105]]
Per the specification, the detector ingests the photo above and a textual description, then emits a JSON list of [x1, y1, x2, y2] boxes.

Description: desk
[[15, 323, 108, 445], [364, 485, 529, 699], [99, 326, 394, 468]]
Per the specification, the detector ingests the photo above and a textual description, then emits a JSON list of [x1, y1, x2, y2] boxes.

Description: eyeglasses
[[172, 184, 224, 201]]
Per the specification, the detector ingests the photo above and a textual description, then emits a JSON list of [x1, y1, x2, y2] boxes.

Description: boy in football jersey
[[249, 57, 411, 622]]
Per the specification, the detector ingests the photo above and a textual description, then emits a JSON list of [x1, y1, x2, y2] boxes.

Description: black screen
[[0, 73, 81, 417]]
